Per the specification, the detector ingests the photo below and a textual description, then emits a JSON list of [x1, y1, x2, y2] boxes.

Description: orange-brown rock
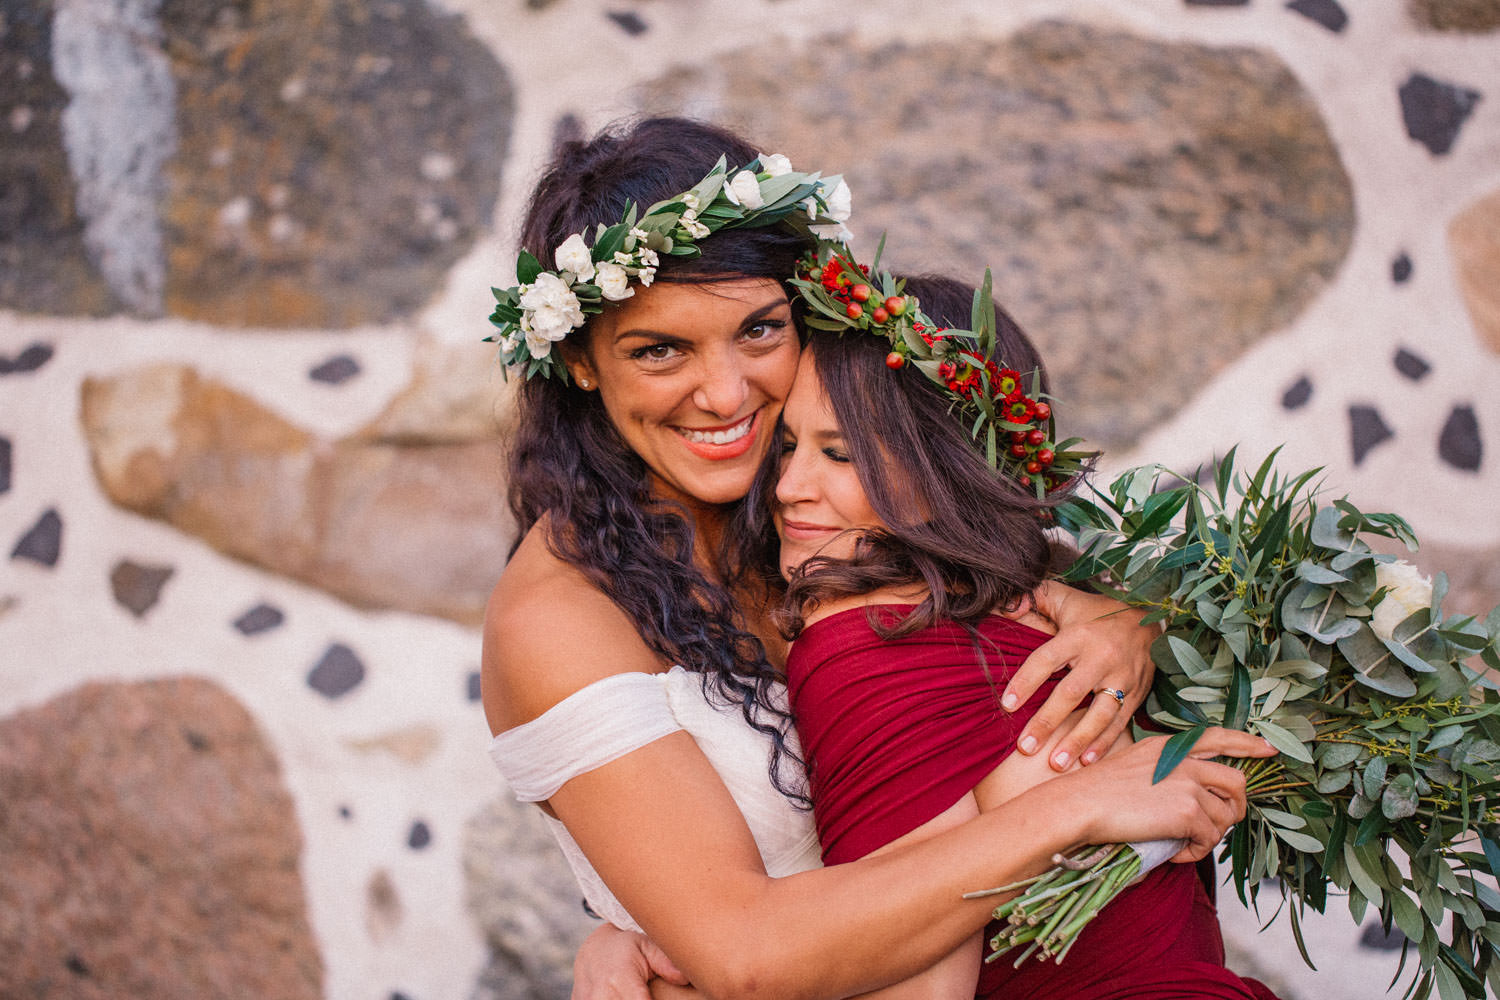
[[1449, 189, 1500, 355], [1408, 0, 1500, 31], [0, 677, 321, 1000], [81, 365, 513, 624]]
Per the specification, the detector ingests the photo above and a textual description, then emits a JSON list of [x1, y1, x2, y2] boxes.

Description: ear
[[559, 343, 599, 390]]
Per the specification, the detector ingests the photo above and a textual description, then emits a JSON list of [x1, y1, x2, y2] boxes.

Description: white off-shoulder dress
[[489, 665, 824, 932]]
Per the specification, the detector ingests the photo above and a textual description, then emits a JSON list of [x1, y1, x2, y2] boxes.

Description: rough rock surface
[[80, 364, 513, 624], [0, 677, 321, 1000], [637, 21, 1354, 449], [1408, 0, 1500, 31], [464, 796, 597, 1000], [0, 0, 123, 315], [1450, 188, 1500, 355], [157, 0, 513, 327]]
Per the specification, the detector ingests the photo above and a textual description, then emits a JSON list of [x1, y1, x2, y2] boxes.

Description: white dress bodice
[[488, 666, 823, 932]]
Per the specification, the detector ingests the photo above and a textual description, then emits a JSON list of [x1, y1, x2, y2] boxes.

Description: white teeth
[[681, 418, 752, 445]]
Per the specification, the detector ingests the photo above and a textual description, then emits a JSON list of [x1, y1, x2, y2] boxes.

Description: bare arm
[[489, 542, 1266, 1000], [1005, 580, 1157, 770]]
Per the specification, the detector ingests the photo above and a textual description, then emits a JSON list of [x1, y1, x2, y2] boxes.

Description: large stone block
[[0, 677, 321, 999], [1450, 188, 1500, 356], [637, 21, 1354, 450], [81, 364, 514, 624]]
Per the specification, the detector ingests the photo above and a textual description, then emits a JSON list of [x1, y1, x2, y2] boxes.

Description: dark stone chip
[[309, 355, 362, 385], [1281, 375, 1313, 409], [308, 643, 366, 699], [233, 602, 286, 635], [1438, 404, 1482, 471], [0, 436, 11, 494], [606, 10, 649, 34], [65, 954, 90, 976], [1287, 0, 1348, 31], [1185, 0, 1249, 5], [1399, 73, 1482, 155], [467, 670, 482, 702], [1392, 252, 1413, 283], [1360, 922, 1407, 950], [391, 993, 415, 1000], [1349, 405, 1395, 465], [0, 342, 55, 375], [407, 820, 432, 849], [1393, 348, 1431, 380], [339, 804, 353, 820], [110, 560, 175, 618], [11, 508, 62, 566]]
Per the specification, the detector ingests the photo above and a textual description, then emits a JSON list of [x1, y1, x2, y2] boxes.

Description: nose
[[691, 354, 750, 418], [775, 443, 814, 507]]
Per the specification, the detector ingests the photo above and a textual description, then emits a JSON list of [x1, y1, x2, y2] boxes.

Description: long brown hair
[[737, 274, 1071, 640]]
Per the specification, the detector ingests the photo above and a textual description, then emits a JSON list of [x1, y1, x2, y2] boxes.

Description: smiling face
[[773, 352, 885, 580], [567, 278, 801, 510]]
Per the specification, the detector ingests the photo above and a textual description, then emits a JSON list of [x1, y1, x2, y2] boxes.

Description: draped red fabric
[[787, 605, 1279, 1000]]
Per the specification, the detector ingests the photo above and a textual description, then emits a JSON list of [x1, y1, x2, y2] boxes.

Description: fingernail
[[1052, 751, 1071, 768], [1081, 751, 1098, 765], [1261, 738, 1275, 752], [1001, 694, 1018, 712], [1019, 735, 1037, 754]]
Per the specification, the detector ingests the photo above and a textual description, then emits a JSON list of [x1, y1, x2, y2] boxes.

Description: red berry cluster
[[808, 255, 908, 326]]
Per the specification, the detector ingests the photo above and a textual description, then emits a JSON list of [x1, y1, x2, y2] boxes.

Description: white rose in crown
[[595, 262, 634, 302], [822, 178, 852, 223], [519, 273, 585, 357], [726, 170, 765, 210], [554, 233, 595, 282], [1370, 560, 1435, 642], [759, 152, 793, 177]]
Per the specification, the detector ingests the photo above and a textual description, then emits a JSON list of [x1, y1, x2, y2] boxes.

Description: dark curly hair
[[507, 117, 814, 804]]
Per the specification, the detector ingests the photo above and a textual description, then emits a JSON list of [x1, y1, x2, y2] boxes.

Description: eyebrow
[[612, 297, 791, 344]]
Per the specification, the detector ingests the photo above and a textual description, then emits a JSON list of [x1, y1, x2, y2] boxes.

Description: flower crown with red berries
[[789, 241, 1092, 497]]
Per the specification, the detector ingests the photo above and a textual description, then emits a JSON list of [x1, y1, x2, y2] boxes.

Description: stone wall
[[2, 1, 1497, 998]]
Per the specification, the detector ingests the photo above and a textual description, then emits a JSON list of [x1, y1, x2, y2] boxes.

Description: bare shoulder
[[481, 520, 665, 734], [799, 583, 928, 629]]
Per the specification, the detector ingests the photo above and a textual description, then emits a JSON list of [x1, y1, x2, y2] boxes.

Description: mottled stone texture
[[1408, 0, 1500, 31], [465, 796, 596, 1000], [0, 0, 122, 315], [1450, 188, 1500, 355], [157, 0, 512, 327], [0, 677, 321, 1000], [80, 364, 513, 623], [638, 22, 1354, 449]]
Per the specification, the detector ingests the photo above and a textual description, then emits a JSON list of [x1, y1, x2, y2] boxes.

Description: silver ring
[[1097, 687, 1126, 706]]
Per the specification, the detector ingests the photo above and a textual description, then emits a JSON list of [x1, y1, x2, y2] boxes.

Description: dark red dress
[[786, 605, 1278, 1000]]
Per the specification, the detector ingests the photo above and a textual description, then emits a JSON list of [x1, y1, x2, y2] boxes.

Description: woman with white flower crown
[[480, 116, 1272, 999]]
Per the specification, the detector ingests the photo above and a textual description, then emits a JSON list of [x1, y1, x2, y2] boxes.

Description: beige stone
[[637, 21, 1354, 450], [1449, 188, 1500, 355], [82, 365, 513, 624], [346, 723, 443, 764], [1408, 0, 1500, 31], [357, 339, 518, 445], [0, 677, 321, 1000]]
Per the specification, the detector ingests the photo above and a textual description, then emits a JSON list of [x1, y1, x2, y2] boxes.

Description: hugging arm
[[1005, 580, 1157, 770]]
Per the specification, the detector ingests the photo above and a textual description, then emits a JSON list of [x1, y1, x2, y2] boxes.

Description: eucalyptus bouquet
[[974, 450, 1500, 1000]]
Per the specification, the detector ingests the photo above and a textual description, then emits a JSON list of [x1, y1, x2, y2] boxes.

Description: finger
[[602, 973, 656, 1000], [1189, 728, 1277, 760], [1048, 693, 1120, 769], [642, 941, 690, 986], [1002, 632, 1077, 714], [1079, 713, 1128, 766], [1017, 669, 1099, 762]]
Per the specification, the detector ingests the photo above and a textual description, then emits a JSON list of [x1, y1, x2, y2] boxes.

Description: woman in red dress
[[765, 273, 1281, 999]]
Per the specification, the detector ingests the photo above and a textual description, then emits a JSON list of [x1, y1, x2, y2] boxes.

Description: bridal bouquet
[[976, 450, 1500, 1000]]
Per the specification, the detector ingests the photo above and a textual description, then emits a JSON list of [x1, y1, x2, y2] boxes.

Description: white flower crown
[[487, 154, 851, 382]]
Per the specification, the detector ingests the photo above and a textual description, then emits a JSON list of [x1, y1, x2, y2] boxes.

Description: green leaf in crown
[[485, 154, 852, 383]]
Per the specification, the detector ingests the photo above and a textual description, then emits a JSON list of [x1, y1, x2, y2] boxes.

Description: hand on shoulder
[[482, 520, 668, 734]]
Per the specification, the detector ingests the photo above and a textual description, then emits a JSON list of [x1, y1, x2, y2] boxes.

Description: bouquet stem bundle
[[971, 450, 1500, 1000]]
